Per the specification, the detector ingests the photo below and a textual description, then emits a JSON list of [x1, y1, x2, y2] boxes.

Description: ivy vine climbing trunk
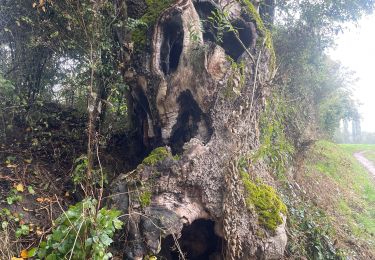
[[111, 1, 287, 259]]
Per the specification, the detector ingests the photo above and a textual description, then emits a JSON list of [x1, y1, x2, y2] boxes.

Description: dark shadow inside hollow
[[169, 90, 212, 154], [222, 19, 253, 60], [159, 219, 223, 260], [160, 14, 184, 75], [193, 2, 254, 60], [193, 1, 217, 43], [107, 86, 152, 171]]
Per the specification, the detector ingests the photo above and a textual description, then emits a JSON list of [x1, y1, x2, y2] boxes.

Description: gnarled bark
[[112, 1, 287, 259]]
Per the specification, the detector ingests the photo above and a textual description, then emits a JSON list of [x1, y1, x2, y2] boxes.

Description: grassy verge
[[316, 142, 375, 236], [285, 141, 375, 259]]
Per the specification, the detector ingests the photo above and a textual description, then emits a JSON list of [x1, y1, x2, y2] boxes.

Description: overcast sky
[[329, 14, 375, 132]]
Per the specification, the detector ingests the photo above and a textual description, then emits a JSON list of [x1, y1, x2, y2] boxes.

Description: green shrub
[[72, 154, 89, 185], [37, 198, 123, 260], [72, 155, 107, 187]]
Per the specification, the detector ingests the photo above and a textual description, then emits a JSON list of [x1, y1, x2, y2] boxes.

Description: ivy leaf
[[99, 234, 113, 246], [28, 186, 35, 195], [1, 221, 8, 229], [46, 253, 57, 260], [27, 247, 37, 257], [113, 219, 123, 229]]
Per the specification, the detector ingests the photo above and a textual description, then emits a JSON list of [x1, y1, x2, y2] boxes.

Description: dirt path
[[354, 151, 375, 177]]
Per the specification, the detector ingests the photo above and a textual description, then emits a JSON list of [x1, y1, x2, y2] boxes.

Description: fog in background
[[330, 14, 375, 133]]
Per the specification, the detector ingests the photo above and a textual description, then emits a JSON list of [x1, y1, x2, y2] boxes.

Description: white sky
[[329, 14, 375, 132]]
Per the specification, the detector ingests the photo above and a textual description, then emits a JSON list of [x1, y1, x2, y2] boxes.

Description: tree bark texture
[[111, 1, 287, 259]]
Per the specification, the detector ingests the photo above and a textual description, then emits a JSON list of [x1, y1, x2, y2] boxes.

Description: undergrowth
[[285, 198, 345, 259], [37, 198, 123, 260]]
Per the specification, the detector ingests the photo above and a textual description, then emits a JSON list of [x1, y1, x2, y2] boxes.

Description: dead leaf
[[36, 197, 51, 203], [20, 249, 28, 258], [11, 257, 23, 260], [15, 183, 24, 192], [24, 159, 32, 164], [32, 2, 37, 8], [7, 164, 18, 168]]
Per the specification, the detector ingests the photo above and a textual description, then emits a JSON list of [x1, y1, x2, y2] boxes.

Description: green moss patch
[[241, 0, 266, 33], [240, 170, 287, 231], [142, 147, 170, 166], [240, 0, 276, 71], [140, 191, 152, 207], [131, 0, 174, 46]]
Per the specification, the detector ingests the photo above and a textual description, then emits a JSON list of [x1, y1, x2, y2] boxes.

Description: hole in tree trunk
[[160, 14, 184, 75], [159, 219, 223, 260], [222, 19, 253, 60], [169, 90, 212, 154], [193, 1, 217, 43], [194, 2, 254, 61]]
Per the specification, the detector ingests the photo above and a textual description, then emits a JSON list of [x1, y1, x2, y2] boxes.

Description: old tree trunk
[[111, 0, 286, 259]]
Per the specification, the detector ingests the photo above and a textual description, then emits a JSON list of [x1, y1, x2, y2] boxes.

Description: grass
[[363, 151, 375, 164], [340, 143, 375, 154], [286, 140, 375, 258], [314, 142, 375, 234], [340, 144, 375, 203], [341, 144, 375, 165]]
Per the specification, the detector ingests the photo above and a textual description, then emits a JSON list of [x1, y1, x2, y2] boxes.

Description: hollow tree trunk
[[112, 1, 287, 259]]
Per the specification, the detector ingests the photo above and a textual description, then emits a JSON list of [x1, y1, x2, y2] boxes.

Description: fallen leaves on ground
[[14, 183, 24, 192]]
